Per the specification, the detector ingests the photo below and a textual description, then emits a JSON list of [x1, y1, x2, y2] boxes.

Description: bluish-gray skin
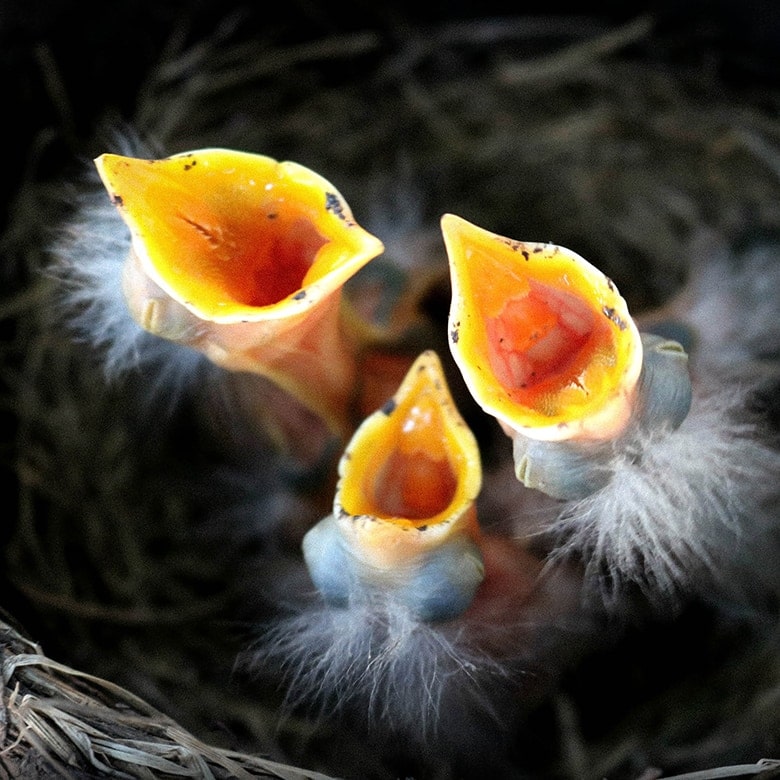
[[302, 514, 486, 623]]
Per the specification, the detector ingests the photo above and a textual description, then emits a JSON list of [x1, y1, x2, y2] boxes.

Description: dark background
[[2, 0, 779, 237]]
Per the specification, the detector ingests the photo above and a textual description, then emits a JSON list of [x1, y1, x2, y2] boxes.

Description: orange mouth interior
[[364, 394, 458, 521], [482, 279, 613, 418], [95, 151, 382, 322], [170, 209, 328, 310], [339, 353, 477, 529]]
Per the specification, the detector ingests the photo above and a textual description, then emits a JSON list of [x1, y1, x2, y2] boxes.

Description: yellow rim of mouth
[[335, 349, 481, 545], [95, 149, 384, 324], [441, 213, 643, 442]]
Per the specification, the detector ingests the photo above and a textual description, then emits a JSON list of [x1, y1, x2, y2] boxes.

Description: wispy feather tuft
[[546, 235, 780, 609], [547, 389, 780, 607], [44, 131, 211, 413], [242, 598, 539, 773], [240, 540, 596, 769]]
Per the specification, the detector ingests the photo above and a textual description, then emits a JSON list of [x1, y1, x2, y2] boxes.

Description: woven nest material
[[2, 10, 780, 779], [1, 611, 335, 779]]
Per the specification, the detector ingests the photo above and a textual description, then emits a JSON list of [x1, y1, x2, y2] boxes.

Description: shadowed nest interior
[[1, 7, 780, 779]]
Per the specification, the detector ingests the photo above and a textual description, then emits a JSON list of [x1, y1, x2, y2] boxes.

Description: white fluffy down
[[247, 600, 508, 730], [46, 158, 210, 409], [547, 386, 780, 606], [546, 237, 780, 608], [240, 587, 590, 764]]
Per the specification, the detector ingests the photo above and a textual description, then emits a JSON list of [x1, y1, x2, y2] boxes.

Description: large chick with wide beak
[[93, 149, 385, 441], [441, 213, 691, 499], [441, 214, 780, 604]]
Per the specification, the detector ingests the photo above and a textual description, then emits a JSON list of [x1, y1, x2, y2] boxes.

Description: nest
[[2, 9, 780, 779]]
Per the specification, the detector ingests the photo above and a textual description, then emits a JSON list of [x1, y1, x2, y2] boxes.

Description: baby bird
[[243, 350, 595, 772], [441, 214, 780, 608], [49, 143, 431, 471]]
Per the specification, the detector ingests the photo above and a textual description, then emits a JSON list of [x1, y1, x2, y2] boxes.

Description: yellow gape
[[441, 214, 691, 499], [441, 213, 643, 442], [302, 350, 485, 622], [95, 149, 384, 437]]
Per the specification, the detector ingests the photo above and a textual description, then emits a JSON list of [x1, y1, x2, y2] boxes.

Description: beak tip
[[440, 212, 468, 245]]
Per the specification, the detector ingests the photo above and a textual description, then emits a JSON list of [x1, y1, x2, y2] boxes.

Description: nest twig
[[0, 612, 335, 779]]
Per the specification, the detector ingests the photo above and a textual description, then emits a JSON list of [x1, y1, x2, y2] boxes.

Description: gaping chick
[[241, 351, 597, 771], [441, 215, 780, 609]]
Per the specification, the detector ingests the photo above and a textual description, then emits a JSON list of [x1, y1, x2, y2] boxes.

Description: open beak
[[302, 349, 485, 622], [441, 213, 643, 444], [94, 148, 384, 437], [441, 214, 692, 500]]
